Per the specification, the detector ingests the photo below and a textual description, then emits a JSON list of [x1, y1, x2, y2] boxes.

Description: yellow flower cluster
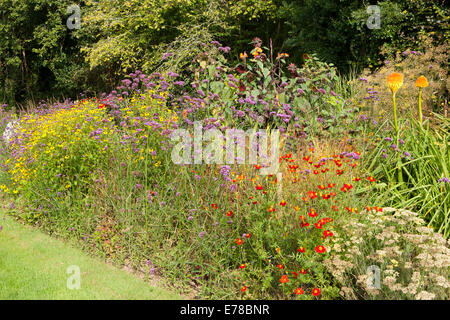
[[5, 99, 115, 194]]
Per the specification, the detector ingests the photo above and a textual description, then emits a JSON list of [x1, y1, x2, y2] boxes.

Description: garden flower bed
[[0, 39, 448, 300]]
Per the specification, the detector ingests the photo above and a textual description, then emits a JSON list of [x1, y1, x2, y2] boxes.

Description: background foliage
[[0, 0, 448, 107]]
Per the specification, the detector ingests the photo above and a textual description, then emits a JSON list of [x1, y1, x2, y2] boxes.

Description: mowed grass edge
[[0, 210, 181, 300]]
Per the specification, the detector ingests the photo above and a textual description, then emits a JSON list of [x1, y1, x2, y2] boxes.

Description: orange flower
[[240, 52, 248, 59], [251, 47, 263, 57], [226, 210, 233, 217], [236, 238, 243, 245], [279, 275, 289, 283], [415, 75, 429, 88], [387, 72, 404, 94], [277, 53, 290, 59], [294, 288, 304, 295]]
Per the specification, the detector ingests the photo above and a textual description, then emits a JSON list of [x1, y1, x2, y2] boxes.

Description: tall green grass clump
[[366, 115, 449, 237]]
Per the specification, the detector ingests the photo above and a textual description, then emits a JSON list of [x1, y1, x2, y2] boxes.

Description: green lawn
[[0, 210, 181, 300]]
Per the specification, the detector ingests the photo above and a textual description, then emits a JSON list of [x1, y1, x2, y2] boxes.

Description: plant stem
[[393, 93, 403, 184], [393, 93, 398, 133], [418, 88, 423, 126]]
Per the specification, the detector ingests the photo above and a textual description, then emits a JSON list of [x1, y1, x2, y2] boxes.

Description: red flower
[[241, 285, 247, 292], [294, 288, 304, 295], [211, 203, 218, 209], [315, 245, 326, 253], [236, 238, 243, 245], [226, 210, 233, 217], [318, 185, 326, 190], [341, 183, 353, 192], [300, 221, 310, 228], [299, 268, 307, 274], [323, 230, 334, 238], [279, 275, 289, 283], [367, 176, 376, 182], [280, 200, 287, 207], [297, 246, 306, 253], [312, 288, 321, 296], [353, 177, 361, 181], [292, 271, 298, 278], [313, 170, 319, 175], [277, 264, 284, 269], [327, 183, 335, 189], [255, 185, 263, 190], [322, 193, 331, 200], [308, 209, 318, 217], [307, 191, 318, 200], [336, 169, 344, 175]]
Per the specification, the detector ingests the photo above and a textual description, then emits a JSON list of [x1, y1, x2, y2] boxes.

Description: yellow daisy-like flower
[[387, 72, 404, 94], [415, 75, 429, 88]]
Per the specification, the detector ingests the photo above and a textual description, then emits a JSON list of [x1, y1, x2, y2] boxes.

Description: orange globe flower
[[387, 72, 404, 94], [415, 76, 428, 124], [415, 75, 429, 88]]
